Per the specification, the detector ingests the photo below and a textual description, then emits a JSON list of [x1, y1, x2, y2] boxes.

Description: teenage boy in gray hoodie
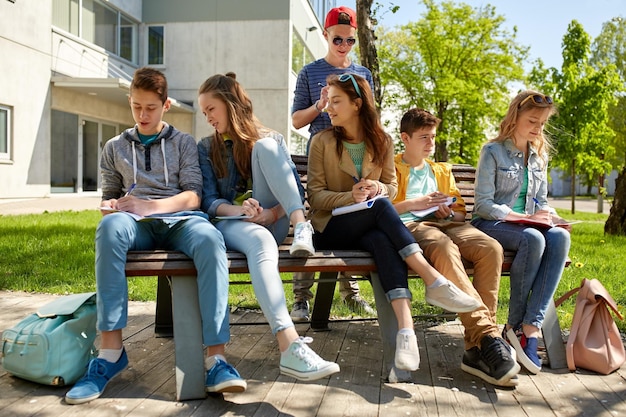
[[65, 67, 245, 405]]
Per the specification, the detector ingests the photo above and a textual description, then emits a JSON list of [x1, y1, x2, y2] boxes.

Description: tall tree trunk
[[355, 0, 382, 112], [605, 167, 626, 235], [435, 101, 449, 162], [570, 159, 576, 214]]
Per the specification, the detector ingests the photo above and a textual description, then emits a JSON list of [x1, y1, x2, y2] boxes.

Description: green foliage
[[591, 17, 626, 169], [377, 0, 527, 165], [531, 20, 621, 194]]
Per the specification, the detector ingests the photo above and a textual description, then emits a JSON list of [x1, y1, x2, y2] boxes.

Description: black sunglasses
[[332, 36, 356, 46], [519, 94, 553, 108]]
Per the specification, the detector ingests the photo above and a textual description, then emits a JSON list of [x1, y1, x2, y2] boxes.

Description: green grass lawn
[[1, 208, 624, 333]]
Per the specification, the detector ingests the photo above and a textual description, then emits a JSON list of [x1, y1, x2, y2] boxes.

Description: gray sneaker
[[290, 300, 310, 322], [290, 221, 315, 257], [425, 280, 481, 313], [344, 295, 376, 316]]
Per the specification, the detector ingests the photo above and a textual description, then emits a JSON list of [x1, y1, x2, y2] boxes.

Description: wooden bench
[[125, 155, 568, 400]]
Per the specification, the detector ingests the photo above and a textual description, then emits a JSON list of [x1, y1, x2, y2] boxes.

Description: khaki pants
[[292, 272, 361, 302], [405, 220, 504, 349]]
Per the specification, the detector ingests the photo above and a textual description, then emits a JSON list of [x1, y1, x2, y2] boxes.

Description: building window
[[0, 105, 11, 160], [292, 30, 314, 74], [52, 0, 79, 36], [148, 25, 165, 66], [52, 0, 138, 64]]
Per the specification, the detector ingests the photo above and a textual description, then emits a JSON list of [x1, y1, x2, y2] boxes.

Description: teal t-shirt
[[399, 162, 438, 223], [512, 167, 529, 213], [138, 132, 159, 146]]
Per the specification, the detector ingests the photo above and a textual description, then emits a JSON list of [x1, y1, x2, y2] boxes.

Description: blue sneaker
[[205, 358, 247, 393], [65, 349, 129, 405]]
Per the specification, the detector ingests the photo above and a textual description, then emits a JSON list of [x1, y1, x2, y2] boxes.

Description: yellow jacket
[[392, 154, 466, 216], [307, 130, 398, 233]]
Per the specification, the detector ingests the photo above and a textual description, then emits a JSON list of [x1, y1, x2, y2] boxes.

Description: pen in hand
[[125, 183, 136, 197]]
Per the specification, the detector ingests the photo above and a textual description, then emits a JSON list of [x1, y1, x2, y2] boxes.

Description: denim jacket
[[197, 131, 304, 218], [473, 138, 549, 220]]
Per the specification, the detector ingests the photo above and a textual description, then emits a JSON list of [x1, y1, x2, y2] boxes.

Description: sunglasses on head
[[338, 73, 362, 98], [518, 94, 553, 108], [332, 36, 356, 46]]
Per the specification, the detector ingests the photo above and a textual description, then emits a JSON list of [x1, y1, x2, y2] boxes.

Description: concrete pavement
[[0, 193, 613, 215]]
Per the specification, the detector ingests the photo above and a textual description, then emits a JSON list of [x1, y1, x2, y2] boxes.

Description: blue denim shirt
[[197, 131, 304, 218], [474, 138, 549, 220]]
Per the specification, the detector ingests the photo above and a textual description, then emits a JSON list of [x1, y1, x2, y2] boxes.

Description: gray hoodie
[[100, 123, 202, 202]]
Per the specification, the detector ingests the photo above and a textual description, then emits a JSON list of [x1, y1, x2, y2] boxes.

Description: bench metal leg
[[310, 272, 338, 331], [170, 275, 206, 401], [370, 272, 412, 382], [155, 275, 173, 337], [542, 300, 567, 369]]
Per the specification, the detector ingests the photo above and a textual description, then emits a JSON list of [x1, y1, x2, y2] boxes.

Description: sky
[[344, 0, 624, 70]]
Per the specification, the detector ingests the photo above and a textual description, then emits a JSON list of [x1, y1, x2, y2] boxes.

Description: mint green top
[[343, 141, 366, 177]]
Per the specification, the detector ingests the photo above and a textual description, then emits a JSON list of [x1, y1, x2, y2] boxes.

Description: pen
[[317, 82, 325, 87], [125, 183, 136, 197], [532, 197, 541, 212]]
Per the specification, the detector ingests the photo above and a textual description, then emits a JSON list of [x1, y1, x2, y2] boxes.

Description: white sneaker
[[279, 337, 340, 381], [425, 280, 481, 313], [290, 221, 315, 257], [394, 331, 420, 371]]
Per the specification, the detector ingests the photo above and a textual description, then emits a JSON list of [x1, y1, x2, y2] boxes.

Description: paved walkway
[[0, 194, 613, 216]]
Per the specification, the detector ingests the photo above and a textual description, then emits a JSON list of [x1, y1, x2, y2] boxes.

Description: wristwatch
[[446, 212, 455, 220], [314, 100, 323, 113]]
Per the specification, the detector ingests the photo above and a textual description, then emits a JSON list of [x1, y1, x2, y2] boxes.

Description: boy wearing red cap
[[290, 6, 375, 321]]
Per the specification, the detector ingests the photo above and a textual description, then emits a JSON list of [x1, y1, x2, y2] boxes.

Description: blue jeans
[[214, 137, 305, 334], [95, 213, 230, 347], [471, 218, 571, 329], [313, 198, 421, 301]]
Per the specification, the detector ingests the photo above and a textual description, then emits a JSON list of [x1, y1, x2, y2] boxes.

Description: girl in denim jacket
[[197, 73, 339, 382], [472, 91, 571, 374]]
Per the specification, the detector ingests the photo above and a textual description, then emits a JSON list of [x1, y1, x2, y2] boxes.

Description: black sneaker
[[461, 336, 520, 387]]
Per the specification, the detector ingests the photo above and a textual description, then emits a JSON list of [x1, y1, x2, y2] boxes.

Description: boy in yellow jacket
[[392, 108, 519, 387]]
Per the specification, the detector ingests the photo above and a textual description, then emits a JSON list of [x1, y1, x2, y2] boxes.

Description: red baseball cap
[[324, 6, 357, 30]]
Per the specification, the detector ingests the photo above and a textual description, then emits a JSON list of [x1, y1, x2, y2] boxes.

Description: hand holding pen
[[531, 197, 552, 224], [316, 82, 328, 112], [124, 183, 136, 197], [352, 176, 374, 202]]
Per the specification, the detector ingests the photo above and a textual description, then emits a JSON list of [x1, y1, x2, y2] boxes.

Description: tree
[[355, 0, 386, 111], [591, 17, 626, 235], [376, 0, 527, 164], [530, 21, 621, 213]]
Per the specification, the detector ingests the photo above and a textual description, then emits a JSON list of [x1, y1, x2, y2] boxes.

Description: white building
[[0, 0, 332, 198]]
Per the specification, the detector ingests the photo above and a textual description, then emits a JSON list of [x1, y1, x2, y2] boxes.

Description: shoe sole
[[289, 247, 314, 257], [65, 391, 103, 405], [290, 314, 310, 322], [279, 363, 340, 381], [505, 329, 541, 375], [425, 296, 481, 313], [206, 379, 247, 393], [461, 361, 521, 387]]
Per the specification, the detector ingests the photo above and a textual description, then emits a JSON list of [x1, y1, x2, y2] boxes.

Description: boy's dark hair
[[130, 67, 168, 104], [400, 108, 441, 135]]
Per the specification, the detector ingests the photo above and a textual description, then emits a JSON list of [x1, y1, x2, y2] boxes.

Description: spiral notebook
[[331, 195, 388, 216]]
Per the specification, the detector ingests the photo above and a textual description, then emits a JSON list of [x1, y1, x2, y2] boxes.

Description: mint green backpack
[[1, 292, 97, 386]]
